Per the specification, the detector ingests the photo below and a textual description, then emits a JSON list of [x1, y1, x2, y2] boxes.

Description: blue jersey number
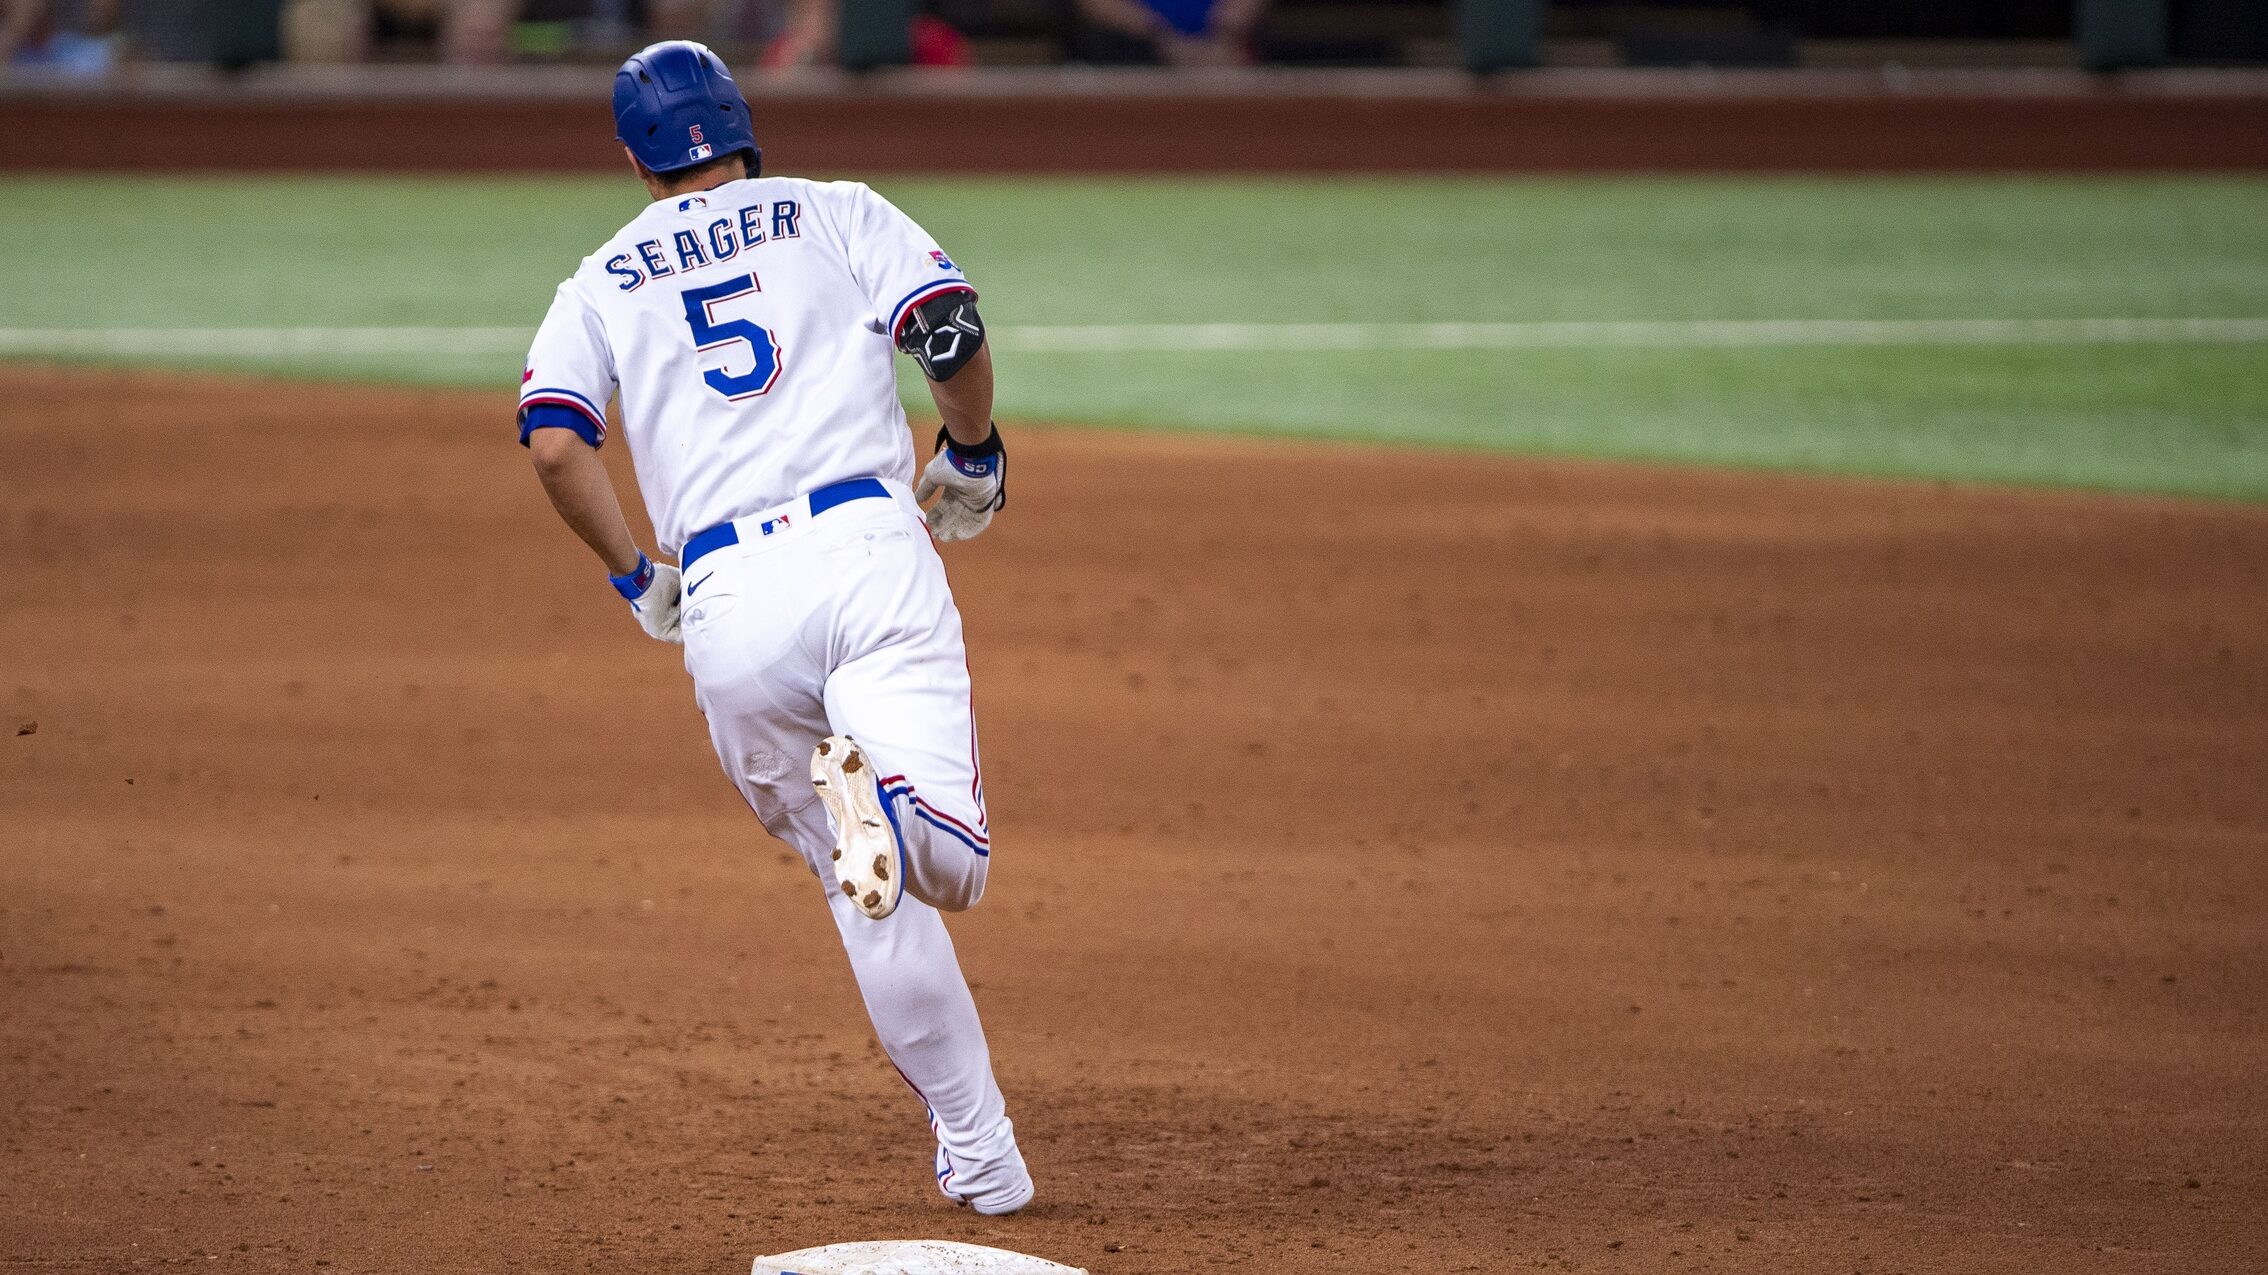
[[681, 273, 782, 401]]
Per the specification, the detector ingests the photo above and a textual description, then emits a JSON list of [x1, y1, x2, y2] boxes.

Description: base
[[753, 1240, 1087, 1275]]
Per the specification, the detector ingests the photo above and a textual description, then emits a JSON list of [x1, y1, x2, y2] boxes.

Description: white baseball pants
[[678, 478, 1026, 1203]]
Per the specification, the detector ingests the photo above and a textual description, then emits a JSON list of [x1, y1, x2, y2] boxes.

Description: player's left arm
[[520, 280, 681, 643], [528, 429, 641, 577], [525, 430, 682, 644]]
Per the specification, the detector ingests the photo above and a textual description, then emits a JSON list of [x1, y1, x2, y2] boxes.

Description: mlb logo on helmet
[[615, 41, 763, 178]]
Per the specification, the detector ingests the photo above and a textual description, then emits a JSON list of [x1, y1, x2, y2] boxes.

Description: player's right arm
[[924, 342, 994, 447], [834, 182, 1007, 542], [519, 280, 682, 644], [906, 315, 1004, 542], [910, 340, 1005, 542]]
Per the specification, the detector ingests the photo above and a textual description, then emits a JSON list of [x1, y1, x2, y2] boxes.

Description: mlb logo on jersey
[[679, 194, 709, 211]]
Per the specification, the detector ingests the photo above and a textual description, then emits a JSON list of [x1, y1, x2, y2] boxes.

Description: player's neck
[[642, 162, 750, 202]]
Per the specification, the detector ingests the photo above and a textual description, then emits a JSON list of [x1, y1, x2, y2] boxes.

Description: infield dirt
[[3, 365, 2264, 1272]]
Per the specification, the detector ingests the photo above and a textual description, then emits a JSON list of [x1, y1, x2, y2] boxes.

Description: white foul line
[[0, 318, 2265, 358], [0, 326, 538, 356], [1002, 318, 2268, 351]]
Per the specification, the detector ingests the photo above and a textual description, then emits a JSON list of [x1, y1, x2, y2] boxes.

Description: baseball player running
[[516, 42, 1030, 1214]]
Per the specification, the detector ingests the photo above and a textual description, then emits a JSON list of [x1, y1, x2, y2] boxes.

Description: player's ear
[[624, 145, 660, 194]]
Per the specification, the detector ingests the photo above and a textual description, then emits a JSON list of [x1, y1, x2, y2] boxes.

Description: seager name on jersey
[[605, 198, 804, 292], [522, 175, 971, 545]]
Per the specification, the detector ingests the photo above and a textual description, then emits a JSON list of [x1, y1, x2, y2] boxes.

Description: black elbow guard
[[897, 289, 985, 382]]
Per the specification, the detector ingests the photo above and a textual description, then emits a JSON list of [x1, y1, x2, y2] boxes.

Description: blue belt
[[680, 477, 890, 571]]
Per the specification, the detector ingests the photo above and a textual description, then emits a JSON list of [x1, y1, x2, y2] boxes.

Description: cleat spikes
[[811, 734, 904, 920]]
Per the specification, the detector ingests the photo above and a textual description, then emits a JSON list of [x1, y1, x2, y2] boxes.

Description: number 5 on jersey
[[682, 273, 782, 401]]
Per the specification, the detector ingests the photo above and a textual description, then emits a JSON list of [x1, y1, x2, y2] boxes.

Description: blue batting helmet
[[613, 41, 762, 177]]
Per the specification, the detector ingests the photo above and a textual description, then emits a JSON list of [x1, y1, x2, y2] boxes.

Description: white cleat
[[937, 1140, 1035, 1217], [811, 734, 903, 920]]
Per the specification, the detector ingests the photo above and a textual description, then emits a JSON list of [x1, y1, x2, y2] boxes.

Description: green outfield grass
[[3, 174, 2264, 498]]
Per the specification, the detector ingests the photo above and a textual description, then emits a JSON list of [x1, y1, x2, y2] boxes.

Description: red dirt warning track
[[2, 365, 2265, 1272]]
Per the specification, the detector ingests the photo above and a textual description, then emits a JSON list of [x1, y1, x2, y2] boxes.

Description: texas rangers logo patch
[[930, 250, 957, 271]]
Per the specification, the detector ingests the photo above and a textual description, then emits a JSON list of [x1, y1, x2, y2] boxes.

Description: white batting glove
[[609, 552, 683, 644], [914, 423, 1006, 542]]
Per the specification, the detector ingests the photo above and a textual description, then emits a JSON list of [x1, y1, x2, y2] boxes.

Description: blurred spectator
[[637, 0, 802, 48], [279, 0, 521, 63], [283, 0, 370, 60], [377, 0, 520, 62], [644, 0, 737, 40], [759, 0, 971, 68], [1, 0, 120, 75], [1070, 0, 1266, 66]]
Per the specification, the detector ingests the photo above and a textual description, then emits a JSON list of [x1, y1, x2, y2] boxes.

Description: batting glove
[[610, 551, 683, 644], [915, 423, 1006, 542]]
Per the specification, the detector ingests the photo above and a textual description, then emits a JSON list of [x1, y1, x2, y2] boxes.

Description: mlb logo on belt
[[760, 513, 793, 536]]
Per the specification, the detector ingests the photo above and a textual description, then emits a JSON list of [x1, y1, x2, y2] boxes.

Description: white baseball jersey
[[518, 176, 974, 556], [518, 170, 1029, 1208]]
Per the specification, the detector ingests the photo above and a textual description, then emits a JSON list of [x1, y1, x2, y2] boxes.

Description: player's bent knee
[[920, 858, 988, 914]]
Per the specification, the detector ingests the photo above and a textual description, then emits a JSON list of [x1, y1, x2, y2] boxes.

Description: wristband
[[609, 551, 655, 600], [935, 422, 1004, 478]]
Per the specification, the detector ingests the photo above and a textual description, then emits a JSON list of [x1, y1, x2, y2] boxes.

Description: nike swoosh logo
[[686, 572, 714, 596]]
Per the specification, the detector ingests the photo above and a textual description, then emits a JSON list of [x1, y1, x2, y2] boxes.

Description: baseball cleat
[[811, 735, 903, 920], [936, 1140, 1035, 1217]]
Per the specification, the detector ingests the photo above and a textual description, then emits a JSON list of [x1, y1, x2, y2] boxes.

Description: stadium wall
[[2, 69, 2265, 172]]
